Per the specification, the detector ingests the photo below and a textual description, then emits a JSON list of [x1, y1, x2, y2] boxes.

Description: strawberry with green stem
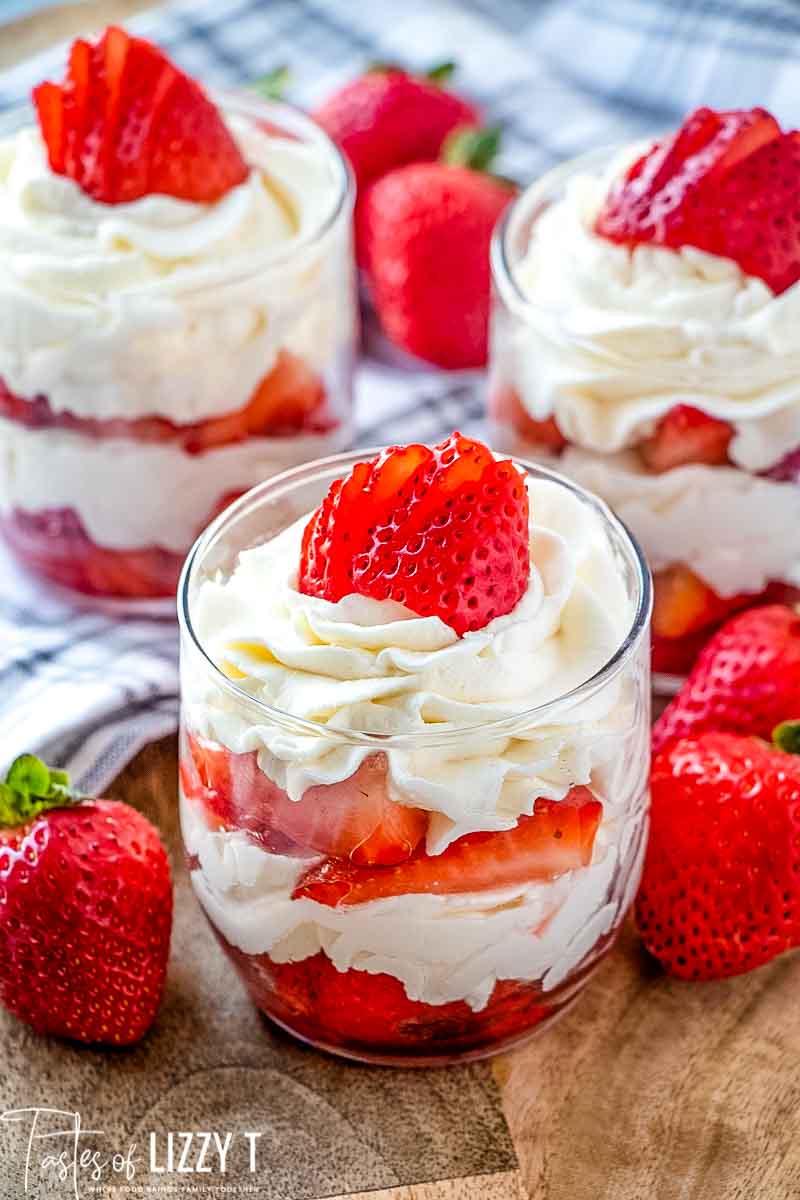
[[357, 128, 515, 369], [0, 755, 172, 1045]]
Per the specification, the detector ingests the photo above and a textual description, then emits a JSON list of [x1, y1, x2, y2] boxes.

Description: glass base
[[259, 988, 585, 1067]]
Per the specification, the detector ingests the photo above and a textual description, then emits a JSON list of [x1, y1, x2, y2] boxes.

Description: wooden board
[[3, 5, 800, 1198]]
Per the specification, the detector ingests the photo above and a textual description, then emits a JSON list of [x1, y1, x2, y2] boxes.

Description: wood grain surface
[[3, 4, 800, 1199]]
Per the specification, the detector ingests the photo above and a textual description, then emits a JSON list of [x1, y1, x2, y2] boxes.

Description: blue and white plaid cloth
[[1, 0, 799, 791]]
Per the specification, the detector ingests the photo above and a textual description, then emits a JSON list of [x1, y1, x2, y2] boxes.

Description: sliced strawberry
[[32, 27, 247, 205], [61, 39, 91, 178], [0, 355, 332, 451], [183, 737, 426, 866], [299, 432, 530, 637], [147, 72, 248, 204], [271, 756, 428, 866], [490, 385, 568, 453], [183, 352, 331, 452], [596, 106, 800, 295], [652, 565, 751, 640], [710, 131, 800, 295], [596, 107, 781, 250], [294, 786, 602, 907], [32, 83, 65, 173], [639, 405, 733, 473]]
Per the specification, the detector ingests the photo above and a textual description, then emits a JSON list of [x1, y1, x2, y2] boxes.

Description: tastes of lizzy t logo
[[1, 1107, 262, 1197]]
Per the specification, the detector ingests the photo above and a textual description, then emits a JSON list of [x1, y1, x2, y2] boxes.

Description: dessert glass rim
[[177, 447, 653, 750], [491, 141, 626, 322], [0, 87, 355, 268]]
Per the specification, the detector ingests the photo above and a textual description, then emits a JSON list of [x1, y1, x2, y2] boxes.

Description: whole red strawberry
[[595, 106, 800, 294], [313, 62, 480, 192], [636, 731, 800, 980], [33, 26, 248, 204], [0, 755, 172, 1045], [298, 431, 530, 635], [357, 129, 515, 368], [653, 604, 800, 753]]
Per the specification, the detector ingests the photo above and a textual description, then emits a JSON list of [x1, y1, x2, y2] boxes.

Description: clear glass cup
[[488, 147, 800, 689], [177, 450, 652, 1066], [0, 93, 356, 611]]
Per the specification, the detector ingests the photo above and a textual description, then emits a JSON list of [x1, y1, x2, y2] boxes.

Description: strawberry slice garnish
[[595, 106, 800, 295], [639, 405, 734, 473], [596, 108, 780, 250], [182, 736, 427, 866], [293, 787, 602, 907], [33, 26, 247, 205], [298, 432, 530, 637]]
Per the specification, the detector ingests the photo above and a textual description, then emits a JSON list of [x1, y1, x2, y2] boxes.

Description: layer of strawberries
[[495, 106, 800, 675]]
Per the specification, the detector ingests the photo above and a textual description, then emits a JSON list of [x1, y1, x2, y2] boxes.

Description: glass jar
[[177, 450, 652, 1066], [0, 93, 356, 610], [488, 147, 800, 688]]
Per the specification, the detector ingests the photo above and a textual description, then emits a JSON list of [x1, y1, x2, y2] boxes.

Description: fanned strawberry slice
[[299, 432, 530, 637], [182, 736, 427, 866], [294, 787, 602, 907], [32, 26, 248, 205], [596, 108, 781, 249], [595, 106, 800, 295], [640, 405, 734, 473], [32, 83, 64, 172]]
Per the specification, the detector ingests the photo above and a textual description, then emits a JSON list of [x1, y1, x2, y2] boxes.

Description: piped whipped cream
[[0, 111, 354, 422], [186, 476, 641, 852], [182, 790, 647, 1009], [505, 150, 800, 472]]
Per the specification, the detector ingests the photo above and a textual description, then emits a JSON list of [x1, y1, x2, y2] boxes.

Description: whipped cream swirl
[[0, 111, 352, 423], [187, 477, 639, 851], [505, 150, 800, 472]]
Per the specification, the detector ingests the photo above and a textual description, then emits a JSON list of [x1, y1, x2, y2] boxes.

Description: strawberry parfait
[[489, 107, 800, 683], [0, 28, 356, 604], [178, 433, 651, 1064]]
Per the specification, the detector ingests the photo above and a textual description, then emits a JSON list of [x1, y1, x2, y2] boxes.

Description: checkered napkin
[[1, 0, 799, 791]]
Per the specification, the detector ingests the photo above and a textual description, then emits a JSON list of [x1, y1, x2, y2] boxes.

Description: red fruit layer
[[34, 26, 248, 205], [1, 506, 186, 598], [218, 943, 555, 1059], [294, 786, 602, 907], [489, 385, 568, 454], [299, 431, 530, 636], [182, 736, 427, 867], [639, 405, 734, 473], [0, 353, 335, 450]]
